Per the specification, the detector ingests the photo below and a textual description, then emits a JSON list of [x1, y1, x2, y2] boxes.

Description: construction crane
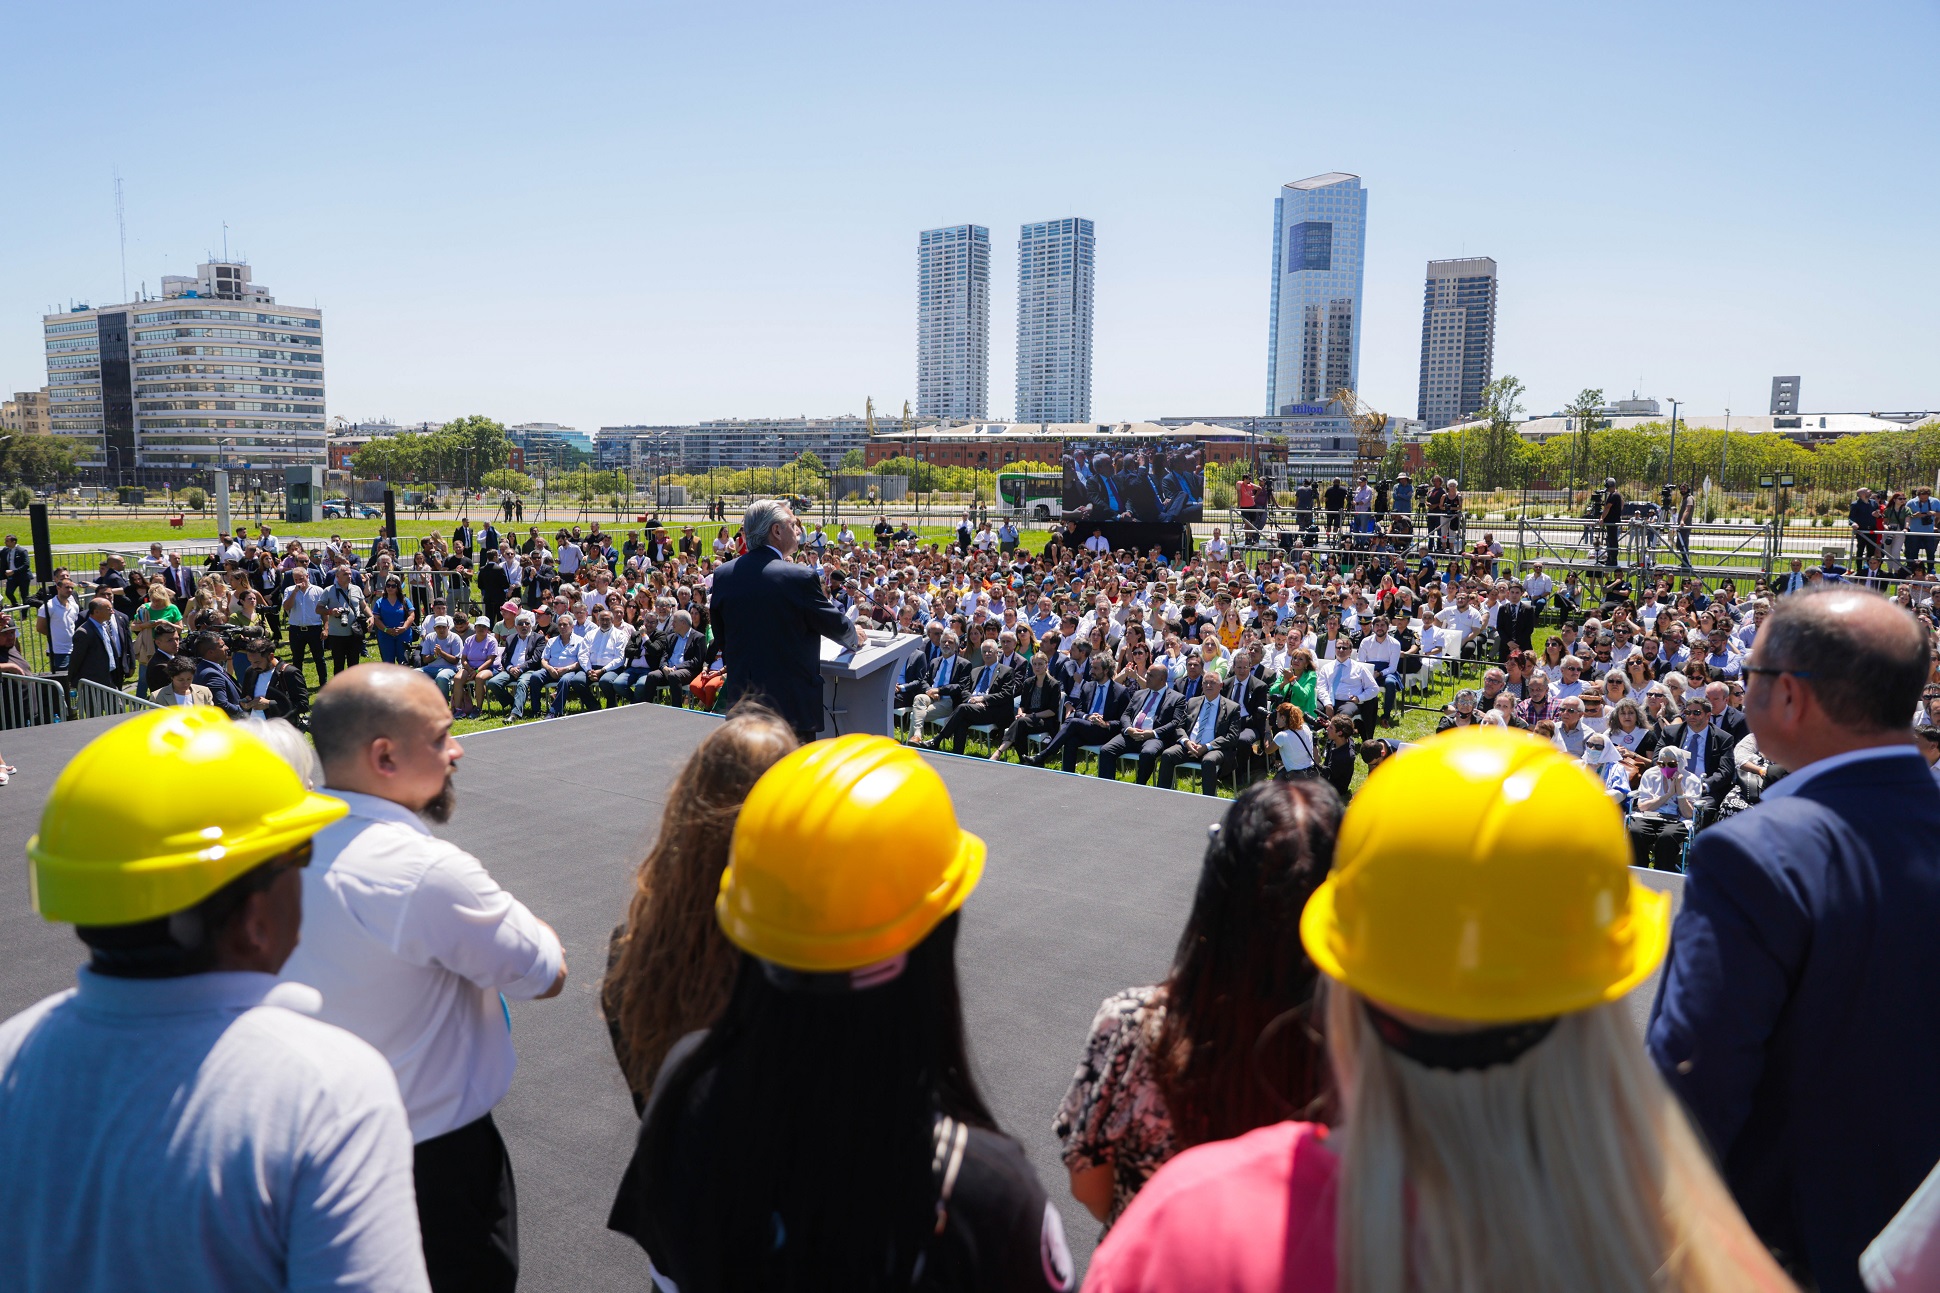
[[1333, 386, 1390, 474]]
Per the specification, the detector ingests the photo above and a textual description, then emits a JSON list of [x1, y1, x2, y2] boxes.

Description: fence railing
[[0, 673, 70, 730], [73, 680, 161, 721]]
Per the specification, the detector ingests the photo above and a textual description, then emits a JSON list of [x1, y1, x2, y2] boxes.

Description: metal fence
[[72, 680, 161, 721], [0, 673, 69, 730]]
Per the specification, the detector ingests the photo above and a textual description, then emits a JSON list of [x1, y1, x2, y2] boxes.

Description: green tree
[[1560, 389, 1606, 494], [435, 415, 514, 488], [1471, 375, 1527, 489], [184, 486, 207, 511], [2, 435, 82, 489], [480, 468, 535, 494], [839, 448, 868, 471], [5, 486, 28, 510], [794, 451, 827, 477]]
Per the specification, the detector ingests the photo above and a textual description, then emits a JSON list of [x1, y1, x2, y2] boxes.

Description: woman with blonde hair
[[600, 704, 798, 1112], [1086, 729, 1794, 1293]]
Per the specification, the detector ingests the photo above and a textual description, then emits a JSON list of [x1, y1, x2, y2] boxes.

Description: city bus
[[997, 471, 1063, 520]]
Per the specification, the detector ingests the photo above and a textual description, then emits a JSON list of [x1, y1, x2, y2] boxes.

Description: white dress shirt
[[280, 790, 564, 1142], [581, 624, 629, 672], [1320, 658, 1378, 707], [1356, 634, 1401, 674]]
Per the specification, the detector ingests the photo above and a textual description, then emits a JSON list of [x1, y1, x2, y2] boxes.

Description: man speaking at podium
[[711, 499, 859, 743]]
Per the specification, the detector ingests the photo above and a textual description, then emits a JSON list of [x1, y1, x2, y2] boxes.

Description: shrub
[[184, 486, 207, 511], [5, 486, 27, 511]]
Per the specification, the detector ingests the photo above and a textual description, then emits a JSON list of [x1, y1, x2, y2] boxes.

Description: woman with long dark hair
[[609, 736, 1072, 1292], [1054, 779, 1340, 1228], [600, 705, 797, 1111]]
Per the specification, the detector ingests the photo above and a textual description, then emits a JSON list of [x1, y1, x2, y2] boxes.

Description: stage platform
[[0, 707, 1681, 1287]]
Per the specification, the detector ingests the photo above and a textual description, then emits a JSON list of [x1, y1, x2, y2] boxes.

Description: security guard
[[609, 735, 1074, 1291], [0, 708, 429, 1293]]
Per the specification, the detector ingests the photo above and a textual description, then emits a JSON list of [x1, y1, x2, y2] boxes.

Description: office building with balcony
[[1015, 218, 1094, 424], [1, 388, 50, 436], [1266, 173, 1366, 414], [917, 225, 990, 420], [1416, 256, 1498, 429], [43, 260, 325, 483]]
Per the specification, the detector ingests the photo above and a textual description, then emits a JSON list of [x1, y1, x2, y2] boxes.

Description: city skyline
[[1417, 257, 1499, 429], [2, 2, 1934, 434], [1266, 173, 1367, 414]]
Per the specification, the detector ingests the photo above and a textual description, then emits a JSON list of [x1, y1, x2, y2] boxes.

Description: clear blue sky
[[2, 0, 1934, 432]]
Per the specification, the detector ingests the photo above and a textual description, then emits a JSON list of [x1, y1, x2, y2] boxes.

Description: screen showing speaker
[[1061, 441, 1203, 525]]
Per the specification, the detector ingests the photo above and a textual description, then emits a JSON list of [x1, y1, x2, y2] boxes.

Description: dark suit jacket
[[1641, 721, 1736, 802], [647, 629, 708, 673], [241, 663, 309, 721], [1066, 678, 1130, 731], [1086, 472, 1125, 519], [66, 613, 133, 689], [1711, 706, 1750, 743], [194, 657, 247, 719], [1014, 676, 1062, 720], [1224, 675, 1271, 732], [711, 546, 854, 735], [1120, 686, 1183, 745], [1119, 471, 1162, 523], [944, 660, 1012, 707], [161, 565, 198, 603], [1175, 694, 1243, 751], [1648, 752, 1940, 1292], [0, 544, 27, 578]]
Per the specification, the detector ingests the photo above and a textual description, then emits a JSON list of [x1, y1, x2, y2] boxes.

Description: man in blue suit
[[710, 500, 858, 742], [1027, 654, 1128, 771], [1648, 587, 1940, 1292]]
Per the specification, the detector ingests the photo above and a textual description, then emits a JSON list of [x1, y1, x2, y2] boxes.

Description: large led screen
[[1062, 440, 1204, 525]]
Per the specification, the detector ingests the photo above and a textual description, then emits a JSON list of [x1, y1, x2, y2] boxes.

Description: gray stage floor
[[0, 708, 1681, 1289]]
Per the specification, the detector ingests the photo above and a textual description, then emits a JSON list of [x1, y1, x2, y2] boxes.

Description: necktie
[[1089, 686, 1106, 717], [1196, 699, 1218, 744], [979, 666, 994, 693], [669, 636, 685, 667], [936, 658, 951, 687], [1139, 693, 1158, 727]]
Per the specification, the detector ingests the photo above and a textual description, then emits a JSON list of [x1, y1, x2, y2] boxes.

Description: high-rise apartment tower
[[1015, 217, 1094, 424], [1770, 376, 1800, 416], [1266, 173, 1366, 414], [1416, 257, 1498, 429], [916, 225, 989, 420], [44, 260, 325, 481]]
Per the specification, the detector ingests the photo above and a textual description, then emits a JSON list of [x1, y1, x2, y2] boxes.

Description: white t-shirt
[[0, 970, 427, 1293], [280, 791, 564, 1142], [1273, 727, 1317, 772]]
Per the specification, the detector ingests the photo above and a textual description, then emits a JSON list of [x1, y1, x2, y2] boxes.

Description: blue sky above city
[[2, 0, 1934, 431]]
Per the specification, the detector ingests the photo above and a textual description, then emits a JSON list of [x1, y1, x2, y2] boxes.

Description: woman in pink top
[[1086, 730, 1794, 1293]]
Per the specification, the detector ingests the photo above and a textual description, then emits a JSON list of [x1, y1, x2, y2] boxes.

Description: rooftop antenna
[[114, 171, 129, 303], [222, 222, 230, 262]]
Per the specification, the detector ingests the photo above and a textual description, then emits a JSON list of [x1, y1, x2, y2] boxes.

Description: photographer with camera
[[236, 632, 311, 726], [319, 564, 370, 682], [1600, 477, 1625, 569]]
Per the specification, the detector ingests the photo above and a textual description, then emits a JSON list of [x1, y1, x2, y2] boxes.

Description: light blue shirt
[[934, 656, 953, 688], [1194, 696, 1220, 744], [667, 634, 686, 668], [0, 970, 427, 1293]]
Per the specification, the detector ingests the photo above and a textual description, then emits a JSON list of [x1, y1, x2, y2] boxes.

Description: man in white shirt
[[1627, 744, 1700, 870], [1355, 614, 1404, 725], [288, 667, 566, 1292], [1523, 561, 1554, 615], [1203, 528, 1230, 561], [35, 571, 82, 671], [579, 608, 630, 681], [1320, 637, 1380, 738]]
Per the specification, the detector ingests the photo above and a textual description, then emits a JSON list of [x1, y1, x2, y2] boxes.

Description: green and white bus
[[997, 471, 1063, 520]]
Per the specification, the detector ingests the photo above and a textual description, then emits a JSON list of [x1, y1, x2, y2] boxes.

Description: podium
[[817, 631, 925, 740]]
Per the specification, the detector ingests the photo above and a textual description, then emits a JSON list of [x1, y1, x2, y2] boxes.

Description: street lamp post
[[1666, 399, 1680, 496]]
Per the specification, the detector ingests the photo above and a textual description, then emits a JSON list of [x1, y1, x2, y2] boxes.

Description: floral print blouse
[[1052, 985, 1177, 1229]]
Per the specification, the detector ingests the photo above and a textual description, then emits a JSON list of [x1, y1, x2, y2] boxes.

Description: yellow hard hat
[[1300, 727, 1670, 1023], [718, 735, 985, 973], [28, 708, 347, 926]]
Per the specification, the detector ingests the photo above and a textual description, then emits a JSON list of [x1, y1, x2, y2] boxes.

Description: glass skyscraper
[[1265, 173, 1366, 415], [1015, 217, 1094, 424], [917, 225, 989, 420]]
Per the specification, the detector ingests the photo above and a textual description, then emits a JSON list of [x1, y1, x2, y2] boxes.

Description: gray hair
[[744, 499, 793, 550]]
